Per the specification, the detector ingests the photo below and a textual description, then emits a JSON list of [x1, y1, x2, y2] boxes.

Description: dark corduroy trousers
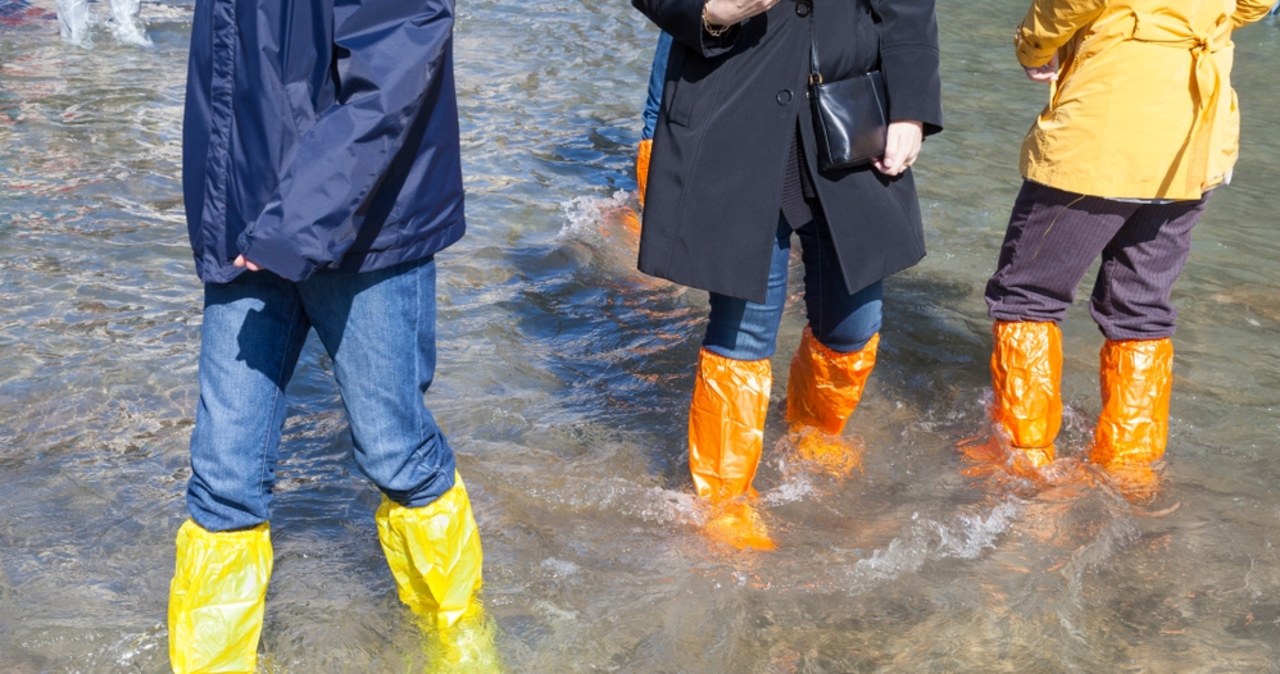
[[985, 180, 1210, 340]]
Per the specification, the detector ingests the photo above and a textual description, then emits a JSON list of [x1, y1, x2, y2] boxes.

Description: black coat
[[632, 0, 943, 302]]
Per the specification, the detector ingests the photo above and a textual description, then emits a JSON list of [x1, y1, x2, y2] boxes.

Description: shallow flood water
[[2, 0, 1280, 671]]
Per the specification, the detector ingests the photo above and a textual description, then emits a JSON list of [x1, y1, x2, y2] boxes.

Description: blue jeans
[[187, 257, 456, 532], [641, 31, 672, 141], [704, 215, 883, 360]]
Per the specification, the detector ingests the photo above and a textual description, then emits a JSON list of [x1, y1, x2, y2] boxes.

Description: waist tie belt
[[1126, 10, 1232, 113], [1124, 10, 1235, 192]]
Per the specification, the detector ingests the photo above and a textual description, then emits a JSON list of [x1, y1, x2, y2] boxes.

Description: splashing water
[[56, 0, 150, 47]]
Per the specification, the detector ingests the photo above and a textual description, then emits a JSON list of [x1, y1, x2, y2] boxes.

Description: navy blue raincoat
[[183, 0, 464, 283]]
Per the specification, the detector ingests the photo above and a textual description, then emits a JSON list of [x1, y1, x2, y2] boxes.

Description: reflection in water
[[2, 1, 1280, 671], [1, 0, 55, 27]]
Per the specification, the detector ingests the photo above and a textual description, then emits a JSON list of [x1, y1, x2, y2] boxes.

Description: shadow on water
[[504, 202, 700, 482]]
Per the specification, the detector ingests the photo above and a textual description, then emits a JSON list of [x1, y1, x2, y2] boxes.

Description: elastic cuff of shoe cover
[[689, 349, 771, 501], [786, 328, 879, 435], [991, 321, 1063, 450], [169, 519, 273, 674], [376, 472, 484, 630]]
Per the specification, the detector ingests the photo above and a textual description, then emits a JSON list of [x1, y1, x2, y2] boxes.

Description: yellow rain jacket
[[1014, 0, 1273, 200]]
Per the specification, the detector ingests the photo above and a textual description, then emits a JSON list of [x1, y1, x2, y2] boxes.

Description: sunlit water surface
[[2, 1, 1279, 671]]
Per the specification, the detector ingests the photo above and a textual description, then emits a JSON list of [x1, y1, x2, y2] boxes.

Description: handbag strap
[[806, 0, 822, 85]]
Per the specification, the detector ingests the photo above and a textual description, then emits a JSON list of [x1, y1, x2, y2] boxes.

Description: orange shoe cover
[[990, 321, 1062, 467], [786, 328, 879, 436], [688, 348, 771, 502], [794, 429, 865, 478], [635, 138, 653, 209], [1091, 338, 1173, 493], [1099, 462, 1162, 504], [703, 500, 777, 551], [619, 208, 642, 238], [957, 433, 1063, 485]]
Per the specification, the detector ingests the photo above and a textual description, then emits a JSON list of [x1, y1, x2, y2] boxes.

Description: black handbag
[[807, 5, 887, 170]]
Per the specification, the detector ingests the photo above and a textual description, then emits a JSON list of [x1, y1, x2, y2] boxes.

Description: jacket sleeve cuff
[[635, 0, 739, 57], [1014, 24, 1057, 68], [1232, 0, 1275, 28], [698, 25, 740, 56], [881, 45, 944, 134], [237, 232, 319, 282]]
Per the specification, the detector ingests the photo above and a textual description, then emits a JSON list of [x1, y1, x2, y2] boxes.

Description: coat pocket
[[666, 45, 715, 127]]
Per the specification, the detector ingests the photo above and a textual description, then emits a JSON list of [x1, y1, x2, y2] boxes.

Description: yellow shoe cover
[[415, 604, 503, 673], [635, 138, 653, 209], [786, 328, 879, 436], [703, 500, 777, 551], [990, 321, 1062, 467], [1092, 338, 1173, 484], [688, 349, 771, 501], [376, 473, 484, 631], [168, 519, 273, 674]]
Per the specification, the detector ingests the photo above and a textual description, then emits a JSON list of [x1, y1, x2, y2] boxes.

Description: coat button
[[776, 89, 794, 105], [796, 1, 811, 16]]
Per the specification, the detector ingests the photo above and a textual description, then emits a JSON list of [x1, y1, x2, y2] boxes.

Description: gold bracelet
[[702, 3, 728, 37]]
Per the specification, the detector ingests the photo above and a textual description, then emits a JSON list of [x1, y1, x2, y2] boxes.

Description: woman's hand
[[1022, 53, 1058, 83], [702, 0, 780, 27], [872, 120, 924, 177]]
